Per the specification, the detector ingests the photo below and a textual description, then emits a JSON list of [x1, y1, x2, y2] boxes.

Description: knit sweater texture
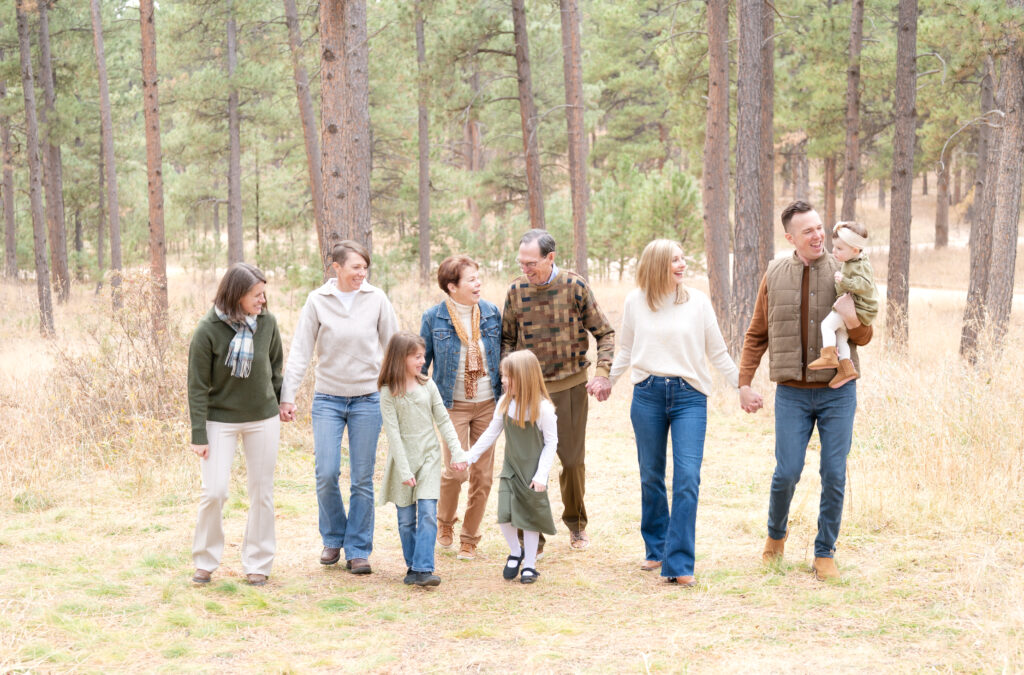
[[501, 269, 615, 392], [836, 256, 879, 326], [187, 308, 283, 445]]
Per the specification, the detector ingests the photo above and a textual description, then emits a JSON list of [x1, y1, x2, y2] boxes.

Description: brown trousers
[[437, 398, 496, 545], [549, 382, 588, 531]]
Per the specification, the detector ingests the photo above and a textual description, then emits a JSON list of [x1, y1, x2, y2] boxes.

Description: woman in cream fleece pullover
[[279, 240, 399, 574], [609, 239, 738, 586]]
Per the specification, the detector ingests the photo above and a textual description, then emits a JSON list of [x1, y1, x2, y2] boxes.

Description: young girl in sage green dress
[[466, 350, 557, 584]]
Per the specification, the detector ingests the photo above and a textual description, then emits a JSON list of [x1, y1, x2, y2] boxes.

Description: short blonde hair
[[636, 239, 689, 312], [498, 350, 551, 427]]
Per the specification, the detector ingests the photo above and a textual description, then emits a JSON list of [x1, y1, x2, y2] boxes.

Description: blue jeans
[[396, 499, 438, 573], [311, 392, 382, 559], [630, 376, 707, 578], [768, 383, 857, 558]]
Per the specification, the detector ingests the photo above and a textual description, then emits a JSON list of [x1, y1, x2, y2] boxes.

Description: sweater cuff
[[594, 365, 610, 379], [738, 372, 755, 388], [192, 428, 208, 445]]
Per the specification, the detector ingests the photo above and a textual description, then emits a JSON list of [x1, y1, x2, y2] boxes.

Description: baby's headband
[[834, 222, 869, 250]]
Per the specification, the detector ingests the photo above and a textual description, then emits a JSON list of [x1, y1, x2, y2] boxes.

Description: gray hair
[[519, 229, 556, 257]]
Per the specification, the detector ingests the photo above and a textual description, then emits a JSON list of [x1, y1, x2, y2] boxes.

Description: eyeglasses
[[517, 260, 540, 271]]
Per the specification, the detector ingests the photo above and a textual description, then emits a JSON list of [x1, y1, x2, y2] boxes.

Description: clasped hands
[[586, 375, 611, 402]]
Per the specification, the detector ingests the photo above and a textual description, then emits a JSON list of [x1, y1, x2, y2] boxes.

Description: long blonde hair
[[636, 239, 689, 311], [498, 350, 551, 427], [377, 331, 428, 396]]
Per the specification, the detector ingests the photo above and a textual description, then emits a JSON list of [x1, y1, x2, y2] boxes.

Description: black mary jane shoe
[[520, 567, 540, 584], [502, 553, 524, 580]]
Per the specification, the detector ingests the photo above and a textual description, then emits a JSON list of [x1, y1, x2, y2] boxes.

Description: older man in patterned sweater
[[501, 229, 616, 550]]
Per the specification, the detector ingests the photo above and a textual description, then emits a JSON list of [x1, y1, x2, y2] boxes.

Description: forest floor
[[2, 207, 1024, 672]]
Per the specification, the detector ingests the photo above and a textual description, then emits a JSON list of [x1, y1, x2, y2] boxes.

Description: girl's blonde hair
[[636, 239, 690, 311], [377, 331, 428, 396], [498, 350, 551, 427]]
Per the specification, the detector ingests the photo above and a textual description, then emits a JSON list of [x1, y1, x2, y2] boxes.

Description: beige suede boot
[[812, 556, 840, 580], [762, 531, 788, 563], [829, 359, 859, 388], [808, 346, 840, 370]]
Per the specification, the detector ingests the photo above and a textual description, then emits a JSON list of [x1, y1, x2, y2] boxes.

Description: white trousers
[[820, 310, 851, 360], [193, 415, 280, 576]]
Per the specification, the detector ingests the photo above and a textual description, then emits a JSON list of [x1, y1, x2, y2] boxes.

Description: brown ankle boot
[[762, 531, 788, 563], [829, 359, 859, 388], [808, 346, 840, 370], [812, 556, 840, 580]]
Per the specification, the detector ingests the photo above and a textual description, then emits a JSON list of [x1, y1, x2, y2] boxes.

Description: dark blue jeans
[[396, 499, 438, 573], [768, 383, 857, 558], [630, 376, 707, 578]]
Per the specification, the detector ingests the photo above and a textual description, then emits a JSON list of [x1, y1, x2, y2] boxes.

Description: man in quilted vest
[[738, 201, 873, 581]]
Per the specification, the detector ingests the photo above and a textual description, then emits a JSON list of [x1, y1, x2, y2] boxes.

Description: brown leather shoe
[[457, 542, 476, 560], [320, 547, 341, 565], [812, 556, 840, 580], [640, 560, 662, 571], [762, 531, 789, 563], [246, 573, 267, 586], [829, 359, 859, 389], [667, 576, 696, 587], [437, 522, 455, 548], [192, 569, 212, 584], [346, 558, 372, 575]]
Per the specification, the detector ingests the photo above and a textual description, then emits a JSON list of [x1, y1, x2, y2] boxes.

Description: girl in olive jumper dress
[[379, 332, 470, 587], [466, 350, 557, 584]]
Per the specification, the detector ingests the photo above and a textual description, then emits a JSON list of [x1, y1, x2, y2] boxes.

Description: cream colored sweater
[[609, 287, 738, 396], [281, 280, 399, 401]]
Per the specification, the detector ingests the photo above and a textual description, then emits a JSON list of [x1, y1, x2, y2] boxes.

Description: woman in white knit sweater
[[609, 239, 738, 586]]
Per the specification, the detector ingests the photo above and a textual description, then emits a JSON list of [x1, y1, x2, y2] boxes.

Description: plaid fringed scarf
[[445, 299, 485, 398], [215, 307, 258, 378]]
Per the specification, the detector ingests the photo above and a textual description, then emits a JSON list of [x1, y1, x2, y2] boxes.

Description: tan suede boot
[[812, 556, 840, 580], [808, 346, 840, 370], [829, 359, 859, 388], [762, 531, 788, 563]]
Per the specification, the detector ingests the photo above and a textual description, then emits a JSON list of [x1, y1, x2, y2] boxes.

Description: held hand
[[451, 462, 468, 472], [834, 271, 843, 283], [279, 402, 297, 422], [191, 444, 209, 459], [586, 376, 612, 402], [739, 386, 763, 414], [403, 477, 417, 487], [529, 480, 546, 492], [832, 293, 860, 330]]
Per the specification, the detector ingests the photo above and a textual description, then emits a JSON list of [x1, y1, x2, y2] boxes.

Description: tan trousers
[[193, 415, 280, 576], [437, 399, 496, 545]]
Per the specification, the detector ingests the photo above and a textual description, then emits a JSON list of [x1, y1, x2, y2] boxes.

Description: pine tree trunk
[[464, 62, 483, 233], [886, 0, 917, 348], [987, 37, 1024, 346], [732, 0, 763, 353], [935, 151, 949, 248], [841, 0, 863, 222], [140, 0, 168, 337], [702, 0, 731, 335], [824, 155, 837, 249], [878, 177, 885, 208], [90, 0, 122, 307], [415, 0, 430, 284], [953, 157, 962, 204], [320, 0, 373, 254], [1, 66, 16, 280], [794, 140, 809, 201], [921, 171, 928, 195], [96, 142, 105, 290], [226, 5, 243, 265], [283, 0, 327, 271], [757, 0, 774, 279], [960, 60, 995, 360], [16, 0, 54, 336], [560, 0, 589, 278], [511, 0, 545, 229], [37, 1, 69, 302]]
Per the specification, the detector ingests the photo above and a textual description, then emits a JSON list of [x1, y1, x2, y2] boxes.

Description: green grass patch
[[318, 596, 361, 612], [162, 643, 191, 659], [12, 490, 54, 513], [141, 553, 179, 570], [87, 582, 129, 597], [164, 609, 196, 628]]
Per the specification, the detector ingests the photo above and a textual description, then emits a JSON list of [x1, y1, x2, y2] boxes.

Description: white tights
[[498, 522, 539, 570], [820, 310, 851, 360]]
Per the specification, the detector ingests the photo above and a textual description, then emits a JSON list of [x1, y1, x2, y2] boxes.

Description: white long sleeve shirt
[[609, 287, 738, 395], [467, 397, 558, 486]]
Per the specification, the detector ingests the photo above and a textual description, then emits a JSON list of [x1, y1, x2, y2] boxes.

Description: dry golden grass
[[1, 241, 1023, 672]]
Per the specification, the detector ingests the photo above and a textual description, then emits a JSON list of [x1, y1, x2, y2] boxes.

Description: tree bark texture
[[702, 0, 730, 332], [511, 0, 545, 229], [140, 0, 168, 335], [16, 0, 54, 336], [96, 141, 105, 286], [953, 161, 962, 204], [415, 0, 430, 284], [732, 0, 763, 353], [935, 151, 949, 248], [824, 155, 837, 249], [560, 0, 589, 278], [90, 0, 122, 307], [757, 0, 774, 279], [795, 141, 809, 201], [1, 68, 15, 279], [226, 6, 243, 264], [841, 0, 863, 221], [320, 0, 373, 254], [878, 177, 885, 208], [37, 1, 69, 302], [284, 0, 328, 271], [886, 0, 917, 348], [921, 171, 928, 195], [961, 60, 996, 359]]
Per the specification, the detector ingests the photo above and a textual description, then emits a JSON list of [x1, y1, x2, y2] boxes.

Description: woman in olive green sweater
[[187, 263, 283, 587]]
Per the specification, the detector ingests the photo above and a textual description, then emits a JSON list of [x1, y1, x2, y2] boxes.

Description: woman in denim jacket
[[419, 255, 503, 560]]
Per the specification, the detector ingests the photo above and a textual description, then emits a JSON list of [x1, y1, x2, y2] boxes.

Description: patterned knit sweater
[[501, 269, 615, 393]]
